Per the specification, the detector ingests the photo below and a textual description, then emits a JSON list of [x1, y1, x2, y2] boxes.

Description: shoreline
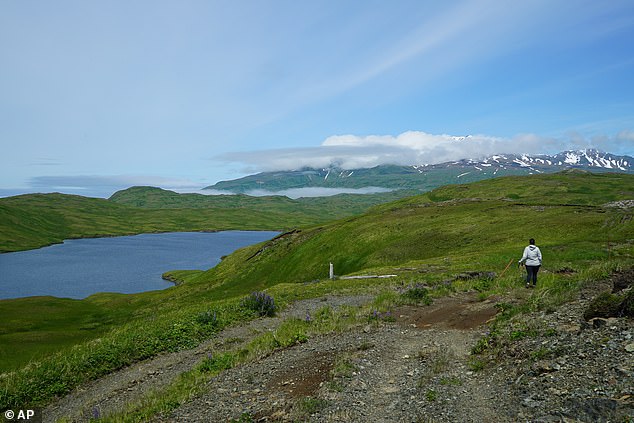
[[0, 229, 283, 254]]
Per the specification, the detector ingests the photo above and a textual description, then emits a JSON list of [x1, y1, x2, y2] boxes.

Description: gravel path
[[43, 295, 374, 423], [44, 274, 634, 422], [156, 295, 511, 422]]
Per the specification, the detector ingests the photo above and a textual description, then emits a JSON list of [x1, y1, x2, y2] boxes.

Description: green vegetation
[[402, 284, 433, 305], [0, 187, 413, 253], [295, 397, 329, 417], [1, 171, 633, 414], [584, 289, 634, 319], [109, 185, 416, 210], [101, 303, 367, 422], [194, 171, 633, 297], [425, 389, 438, 402], [240, 291, 277, 317], [207, 162, 613, 193]]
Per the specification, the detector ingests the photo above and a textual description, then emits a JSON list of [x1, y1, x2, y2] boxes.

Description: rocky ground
[[45, 272, 634, 422]]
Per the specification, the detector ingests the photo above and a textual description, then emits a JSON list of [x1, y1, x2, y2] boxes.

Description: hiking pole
[[498, 258, 514, 278]]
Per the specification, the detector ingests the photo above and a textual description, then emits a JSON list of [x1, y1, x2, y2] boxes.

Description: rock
[[532, 361, 560, 374], [625, 343, 634, 353], [522, 396, 541, 408], [562, 397, 619, 422], [584, 292, 623, 320]]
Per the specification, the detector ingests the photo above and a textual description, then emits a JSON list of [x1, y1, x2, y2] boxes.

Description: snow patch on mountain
[[436, 149, 631, 172]]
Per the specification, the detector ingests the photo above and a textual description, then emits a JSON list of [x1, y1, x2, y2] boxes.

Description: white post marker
[[329, 262, 334, 280]]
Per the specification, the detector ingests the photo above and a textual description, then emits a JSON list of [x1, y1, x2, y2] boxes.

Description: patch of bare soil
[[264, 294, 500, 404], [395, 294, 498, 330], [266, 352, 335, 398]]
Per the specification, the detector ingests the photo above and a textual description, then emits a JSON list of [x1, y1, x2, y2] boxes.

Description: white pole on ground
[[329, 262, 334, 280]]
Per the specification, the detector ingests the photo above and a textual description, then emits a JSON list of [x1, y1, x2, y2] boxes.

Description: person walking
[[519, 238, 542, 288]]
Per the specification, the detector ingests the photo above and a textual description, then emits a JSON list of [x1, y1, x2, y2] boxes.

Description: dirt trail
[[43, 295, 373, 423], [159, 294, 507, 422], [44, 273, 634, 422], [43, 295, 504, 422]]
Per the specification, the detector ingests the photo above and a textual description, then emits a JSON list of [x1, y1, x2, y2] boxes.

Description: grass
[[0, 296, 119, 371], [417, 347, 455, 386], [96, 302, 369, 421], [0, 188, 413, 253], [1, 171, 633, 413], [425, 389, 438, 402], [294, 397, 328, 417], [467, 260, 629, 370], [207, 161, 586, 193]]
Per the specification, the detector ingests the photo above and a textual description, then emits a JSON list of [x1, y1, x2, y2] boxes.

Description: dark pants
[[526, 265, 540, 285]]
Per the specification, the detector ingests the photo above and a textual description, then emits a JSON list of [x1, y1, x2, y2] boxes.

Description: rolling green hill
[[1, 171, 633, 410], [182, 171, 634, 297], [0, 188, 414, 253], [108, 185, 415, 212]]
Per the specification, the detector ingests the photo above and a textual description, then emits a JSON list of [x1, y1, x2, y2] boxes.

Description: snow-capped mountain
[[413, 149, 632, 176], [206, 150, 633, 194]]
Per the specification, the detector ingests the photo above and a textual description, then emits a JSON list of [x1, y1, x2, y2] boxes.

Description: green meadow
[[0, 171, 633, 411]]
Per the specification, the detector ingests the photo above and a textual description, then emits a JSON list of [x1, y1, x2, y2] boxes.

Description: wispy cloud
[[175, 187, 393, 199], [285, 0, 548, 112], [28, 158, 64, 167]]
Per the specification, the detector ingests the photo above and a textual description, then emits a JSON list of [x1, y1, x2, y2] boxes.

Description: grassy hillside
[[207, 156, 634, 194], [109, 185, 416, 213], [183, 171, 634, 298], [0, 188, 413, 253], [1, 171, 633, 410], [208, 164, 536, 192]]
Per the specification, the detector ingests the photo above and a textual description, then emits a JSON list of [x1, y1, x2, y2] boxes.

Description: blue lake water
[[0, 231, 279, 300]]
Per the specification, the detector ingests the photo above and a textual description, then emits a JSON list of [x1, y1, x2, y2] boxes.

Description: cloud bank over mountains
[[219, 130, 634, 172], [5, 130, 631, 199]]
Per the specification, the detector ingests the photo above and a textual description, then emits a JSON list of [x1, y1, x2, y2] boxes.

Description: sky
[[2, 0, 634, 198]]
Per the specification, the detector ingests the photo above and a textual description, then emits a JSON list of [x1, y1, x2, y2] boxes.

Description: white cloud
[[218, 131, 557, 171], [244, 187, 393, 199], [216, 130, 632, 173], [134, 186, 393, 199]]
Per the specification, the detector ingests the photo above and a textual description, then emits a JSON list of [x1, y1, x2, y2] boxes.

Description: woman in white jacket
[[519, 238, 542, 288]]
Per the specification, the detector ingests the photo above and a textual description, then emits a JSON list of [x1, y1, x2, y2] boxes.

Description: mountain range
[[206, 149, 633, 194]]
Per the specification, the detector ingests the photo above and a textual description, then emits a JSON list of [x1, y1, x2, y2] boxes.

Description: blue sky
[[2, 0, 634, 198]]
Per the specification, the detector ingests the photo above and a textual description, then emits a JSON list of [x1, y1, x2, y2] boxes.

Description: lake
[[0, 231, 279, 300]]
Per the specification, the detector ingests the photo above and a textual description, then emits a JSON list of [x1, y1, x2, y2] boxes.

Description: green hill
[[1, 171, 632, 410], [0, 187, 413, 253], [184, 171, 634, 297], [108, 185, 415, 213]]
